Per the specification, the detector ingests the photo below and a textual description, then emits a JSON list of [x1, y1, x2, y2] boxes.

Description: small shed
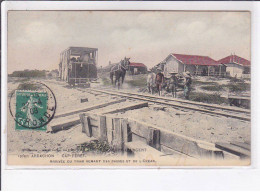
[[218, 54, 250, 78], [128, 62, 147, 75], [159, 53, 220, 78]]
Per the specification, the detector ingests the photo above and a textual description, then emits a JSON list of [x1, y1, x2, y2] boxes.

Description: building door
[[134, 68, 138, 75]]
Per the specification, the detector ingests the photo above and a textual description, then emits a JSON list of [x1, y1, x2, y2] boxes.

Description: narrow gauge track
[[82, 87, 250, 121]]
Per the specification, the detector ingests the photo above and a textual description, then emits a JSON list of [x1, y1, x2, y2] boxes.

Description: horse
[[110, 57, 130, 89]]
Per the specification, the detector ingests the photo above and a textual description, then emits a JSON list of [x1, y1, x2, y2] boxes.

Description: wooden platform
[[100, 102, 148, 114], [55, 98, 126, 118], [228, 95, 250, 100], [79, 113, 225, 160], [215, 142, 250, 159], [227, 95, 250, 109]]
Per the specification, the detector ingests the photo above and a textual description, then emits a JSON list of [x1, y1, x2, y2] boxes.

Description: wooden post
[[79, 114, 92, 137], [195, 65, 199, 76], [147, 127, 161, 151], [208, 66, 210, 76], [85, 116, 92, 137], [147, 128, 154, 145], [121, 118, 133, 156], [219, 65, 222, 77], [153, 129, 161, 151], [106, 116, 114, 145], [79, 113, 86, 133], [96, 50, 98, 66], [61, 52, 64, 80], [113, 118, 123, 151], [98, 115, 107, 142], [121, 118, 132, 145]]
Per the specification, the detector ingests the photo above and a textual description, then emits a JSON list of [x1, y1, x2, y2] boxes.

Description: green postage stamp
[[15, 91, 48, 130]]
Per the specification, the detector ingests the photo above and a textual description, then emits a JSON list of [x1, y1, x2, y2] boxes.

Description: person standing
[[169, 72, 178, 98], [155, 68, 164, 96], [147, 70, 156, 94], [183, 71, 192, 100]]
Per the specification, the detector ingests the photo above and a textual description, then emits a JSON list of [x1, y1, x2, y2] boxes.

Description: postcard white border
[[1, 1, 260, 190]]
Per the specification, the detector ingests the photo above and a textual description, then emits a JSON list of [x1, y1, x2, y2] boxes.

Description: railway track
[[82, 87, 250, 121]]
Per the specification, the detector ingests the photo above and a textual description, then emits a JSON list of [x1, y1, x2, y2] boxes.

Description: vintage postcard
[[5, 10, 251, 167]]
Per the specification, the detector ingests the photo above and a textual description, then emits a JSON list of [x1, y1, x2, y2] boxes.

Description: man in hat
[[183, 71, 192, 100], [147, 69, 156, 94], [168, 72, 178, 98], [155, 68, 164, 96]]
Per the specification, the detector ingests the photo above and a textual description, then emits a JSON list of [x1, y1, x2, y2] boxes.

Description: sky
[[7, 11, 250, 74]]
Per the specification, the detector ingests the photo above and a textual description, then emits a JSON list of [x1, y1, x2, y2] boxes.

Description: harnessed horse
[[110, 57, 130, 89]]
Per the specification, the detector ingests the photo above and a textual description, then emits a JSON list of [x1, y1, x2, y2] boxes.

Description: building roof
[[61, 47, 98, 56], [129, 62, 147, 68], [218, 55, 250, 66], [171, 54, 219, 66]]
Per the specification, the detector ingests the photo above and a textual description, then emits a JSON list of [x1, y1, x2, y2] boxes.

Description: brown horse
[[110, 57, 130, 89]]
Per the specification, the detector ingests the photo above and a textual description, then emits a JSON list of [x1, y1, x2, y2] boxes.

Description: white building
[[156, 53, 220, 78], [218, 54, 250, 78]]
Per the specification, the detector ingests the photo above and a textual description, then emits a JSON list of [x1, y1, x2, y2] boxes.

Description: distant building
[[46, 69, 59, 78], [128, 62, 147, 75], [218, 54, 250, 78], [157, 53, 221, 78], [50, 69, 59, 77], [101, 61, 116, 73]]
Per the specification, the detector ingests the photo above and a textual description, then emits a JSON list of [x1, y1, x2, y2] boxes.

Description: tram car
[[59, 47, 98, 86]]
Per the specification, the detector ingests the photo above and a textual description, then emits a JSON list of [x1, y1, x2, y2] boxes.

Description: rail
[[84, 88, 250, 121]]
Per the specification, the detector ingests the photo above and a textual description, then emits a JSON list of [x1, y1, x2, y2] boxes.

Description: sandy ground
[[7, 78, 126, 154], [113, 105, 250, 144], [6, 77, 250, 157], [105, 74, 250, 99], [192, 76, 250, 97]]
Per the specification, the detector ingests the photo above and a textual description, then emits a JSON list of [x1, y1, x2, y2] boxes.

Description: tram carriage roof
[[61, 47, 98, 56]]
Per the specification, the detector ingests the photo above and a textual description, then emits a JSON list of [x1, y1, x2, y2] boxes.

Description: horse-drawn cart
[[59, 47, 98, 86]]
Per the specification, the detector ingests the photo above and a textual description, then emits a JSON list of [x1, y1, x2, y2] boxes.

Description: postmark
[[9, 82, 57, 130], [15, 91, 48, 130]]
